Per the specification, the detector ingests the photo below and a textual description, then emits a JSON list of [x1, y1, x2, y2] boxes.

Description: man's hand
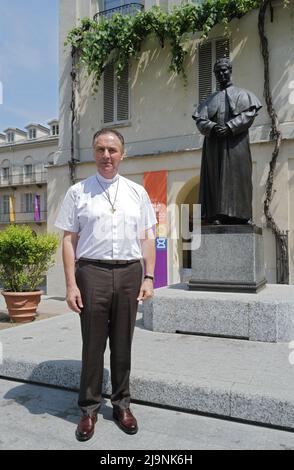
[[66, 285, 84, 314], [137, 278, 154, 302]]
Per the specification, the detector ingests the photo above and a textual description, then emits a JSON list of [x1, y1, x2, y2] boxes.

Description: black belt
[[78, 258, 140, 265]]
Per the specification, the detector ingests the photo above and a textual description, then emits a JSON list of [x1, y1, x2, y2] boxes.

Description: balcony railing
[[0, 170, 47, 187], [0, 211, 47, 224], [94, 3, 144, 21]]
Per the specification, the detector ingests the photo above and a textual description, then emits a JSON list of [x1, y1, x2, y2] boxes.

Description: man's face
[[214, 65, 231, 87], [93, 133, 124, 179]]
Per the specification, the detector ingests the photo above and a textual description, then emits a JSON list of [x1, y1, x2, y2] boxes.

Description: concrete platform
[[143, 284, 294, 342], [1, 309, 294, 430]]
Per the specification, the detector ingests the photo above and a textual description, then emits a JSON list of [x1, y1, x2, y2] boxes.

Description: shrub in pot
[[0, 225, 59, 323]]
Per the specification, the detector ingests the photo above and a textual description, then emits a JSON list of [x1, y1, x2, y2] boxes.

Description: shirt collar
[[96, 171, 119, 185]]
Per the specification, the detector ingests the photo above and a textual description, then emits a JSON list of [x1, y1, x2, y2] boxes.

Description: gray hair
[[92, 128, 125, 149]]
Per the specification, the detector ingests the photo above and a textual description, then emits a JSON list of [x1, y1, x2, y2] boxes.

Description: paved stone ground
[[1, 378, 294, 450], [1, 295, 294, 443], [1, 307, 294, 429]]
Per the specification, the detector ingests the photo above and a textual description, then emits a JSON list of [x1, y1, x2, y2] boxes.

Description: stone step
[[0, 313, 294, 429], [142, 283, 294, 343]]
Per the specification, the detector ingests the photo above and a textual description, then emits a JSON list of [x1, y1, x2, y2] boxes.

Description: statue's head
[[214, 58, 232, 88]]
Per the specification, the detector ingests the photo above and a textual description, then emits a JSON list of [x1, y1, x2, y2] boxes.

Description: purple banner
[[154, 238, 167, 288], [34, 194, 41, 222]]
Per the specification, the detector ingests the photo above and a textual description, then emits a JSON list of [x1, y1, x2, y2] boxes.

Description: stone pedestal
[[142, 284, 294, 342], [188, 225, 266, 293]]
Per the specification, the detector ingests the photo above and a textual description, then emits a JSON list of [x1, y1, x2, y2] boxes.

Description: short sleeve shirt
[[54, 173, 157, 260]]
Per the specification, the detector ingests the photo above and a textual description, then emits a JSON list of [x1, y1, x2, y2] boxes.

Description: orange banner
[[144, 170, 167, 227], [144, 171, 168, 288]]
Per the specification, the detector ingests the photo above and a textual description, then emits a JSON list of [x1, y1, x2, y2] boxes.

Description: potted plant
[[0, 225, 59, 323]]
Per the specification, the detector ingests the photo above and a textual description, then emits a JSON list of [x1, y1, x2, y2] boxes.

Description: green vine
[[65, 0, 260, 85], [258, 0, 289, 282]]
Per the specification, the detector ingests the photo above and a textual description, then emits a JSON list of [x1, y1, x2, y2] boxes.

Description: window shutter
[[117, 65, 129, 122], [21, 194, 25, 213], [103, 63, 115, 123], [42, 192, 47, 212], [215, 38, 230, 91], [198, 42, 212, 102]]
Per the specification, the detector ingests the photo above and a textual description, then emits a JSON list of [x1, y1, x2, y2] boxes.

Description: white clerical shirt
[[54, 172, 157, 260]]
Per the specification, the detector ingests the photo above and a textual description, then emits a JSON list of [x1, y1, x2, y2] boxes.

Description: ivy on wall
[[66, 0, 260, 85]]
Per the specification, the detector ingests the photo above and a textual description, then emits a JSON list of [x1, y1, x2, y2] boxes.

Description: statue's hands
[[213, 125, 231, 137]]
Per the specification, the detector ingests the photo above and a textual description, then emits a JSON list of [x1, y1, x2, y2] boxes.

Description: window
[[3, 195, 9, 214], [20, 193, 34, 213], [96, 1, 143, 20], [103, 63, 129, 124], [6, 132, 14, 143], [51, 124, 59, 136], [2, 167, 10, 180], [198, 38, 230, 102], [28, 128, 36, 140], [43, 192, 47, 213], [25, 193, 34, 213], [104, 0, 121, 9], [24, 164, 33, 177]]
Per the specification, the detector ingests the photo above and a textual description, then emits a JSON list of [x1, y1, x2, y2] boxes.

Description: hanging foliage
[[65, 0, 261, 86]]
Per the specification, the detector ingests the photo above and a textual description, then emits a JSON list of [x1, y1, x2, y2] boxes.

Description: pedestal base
[[188, 225, 266, 293], [143, 283, 294, 342]]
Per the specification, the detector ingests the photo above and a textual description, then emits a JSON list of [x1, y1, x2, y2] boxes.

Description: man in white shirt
[[55, 128, 156, 441]]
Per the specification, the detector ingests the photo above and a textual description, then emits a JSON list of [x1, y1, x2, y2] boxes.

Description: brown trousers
[[75, 259, 142, 416]]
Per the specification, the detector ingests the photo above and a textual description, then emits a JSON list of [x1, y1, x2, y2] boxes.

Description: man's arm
[[137, 227, 156, 302], [62, 230, 83, 314]]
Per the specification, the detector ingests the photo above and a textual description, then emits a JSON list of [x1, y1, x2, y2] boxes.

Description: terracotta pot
[[1, 291, 43, 323]]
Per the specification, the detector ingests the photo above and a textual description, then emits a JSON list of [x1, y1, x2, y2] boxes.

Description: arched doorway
[[176, 176, 200, 280]]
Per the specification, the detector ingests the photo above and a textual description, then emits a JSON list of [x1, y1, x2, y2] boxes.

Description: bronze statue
[[193, 58, 262, 224]]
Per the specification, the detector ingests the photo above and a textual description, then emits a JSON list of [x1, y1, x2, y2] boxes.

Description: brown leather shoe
[[113, 407, 138, 435], [75, 414, 97, 442]]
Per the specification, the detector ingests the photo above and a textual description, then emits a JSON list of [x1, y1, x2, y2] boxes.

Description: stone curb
[[1, 357, 294, 430]]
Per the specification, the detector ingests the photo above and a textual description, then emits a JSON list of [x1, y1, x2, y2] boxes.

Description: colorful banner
[[144, 171, 167, 288], [9, 196, 15, 223], [34, 194, 41, 222]]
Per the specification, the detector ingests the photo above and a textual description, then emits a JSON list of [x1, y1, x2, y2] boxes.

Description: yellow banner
[[9, 196, 15, 223]]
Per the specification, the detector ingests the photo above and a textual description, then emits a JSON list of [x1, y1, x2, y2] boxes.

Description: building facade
[[0, 121, 59, 236], [48, 0, 294, 296]]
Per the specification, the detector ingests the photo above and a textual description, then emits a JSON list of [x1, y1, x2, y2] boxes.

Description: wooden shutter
[[103, 63, 115, 123], [21, 194, 25, 213], [198, 42, 212, 102], [117, 64, 129, 122], [42, 192, 47, 212]]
